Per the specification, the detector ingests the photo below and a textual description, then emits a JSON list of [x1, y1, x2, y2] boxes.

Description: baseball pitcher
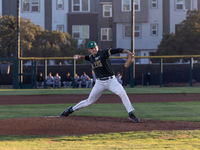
[[61, 41, 139, 122]]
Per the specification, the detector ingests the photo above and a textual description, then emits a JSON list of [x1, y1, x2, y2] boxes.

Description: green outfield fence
[[1, 55, 199, 89]]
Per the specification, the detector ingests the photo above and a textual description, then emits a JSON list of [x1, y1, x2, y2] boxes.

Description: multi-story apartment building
[[67, 0, 99, 45], [169, 0, 199, 33], [2, 0, 45, 29], [1, 0, 200, 64], [113, 0, 163, 64], [114, 0, 200, 64], [0, 0, 2, 16], [1, 0, 68, 32], [51, 0, 68, 32]]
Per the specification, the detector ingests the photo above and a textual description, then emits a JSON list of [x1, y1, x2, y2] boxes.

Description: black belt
[[98, 76, 113, 81]]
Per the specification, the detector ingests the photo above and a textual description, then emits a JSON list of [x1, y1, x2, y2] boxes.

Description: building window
[[57, 0, 64, 10], [135, 51, 140, 63], [134, 0, 140, 11], [175, 0, 184, 10], [124, 25, 131, 37], [22, 0, 39, 12], [151, 24, 158, 36], [175, 0, 193, 11], [124, 25, 141, 38], [151, 0, 158, 8], [135, 25, 141, 38], [101, 28, 112, 41], [72, 0, 90, 12], [57, 25, 64, 32], [72, 25, 89, 39], [103, 5, 112, 17], [122, 0, 140, 11], [122, 0, 131, 11]]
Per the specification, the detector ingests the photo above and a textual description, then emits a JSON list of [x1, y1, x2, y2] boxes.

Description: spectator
[[53, 73, 61, 88], [146, 72, 151, 85], [63, 72, 72, 88], [36, 72, 44, 89], [79, 72, 90, 88], [75, 73, 80, 88], [192, 79, 197, 84], [46, 72, 54, 88], [116, 72, 123, 85]]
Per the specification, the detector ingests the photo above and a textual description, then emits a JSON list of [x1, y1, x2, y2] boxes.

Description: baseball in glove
[[124, 52, 134, 68]]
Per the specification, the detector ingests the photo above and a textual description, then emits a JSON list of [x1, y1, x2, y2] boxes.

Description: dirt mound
[[0, 116, 199, 135]]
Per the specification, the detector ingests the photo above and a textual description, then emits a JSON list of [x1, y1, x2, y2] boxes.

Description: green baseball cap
[[87, 41, 98, 49]]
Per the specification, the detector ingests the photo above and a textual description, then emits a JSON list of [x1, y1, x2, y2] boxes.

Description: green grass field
[[0, 130, 200, 150], [0, 86, 200, 95], [0, 102, 200, 122], [0, 87, 200, 149]]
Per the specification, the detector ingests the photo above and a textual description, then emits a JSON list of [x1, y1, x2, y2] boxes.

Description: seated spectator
[[79, 72, 90, 88], [53, 73, 61, 88], [146, 71, 151, 86], [46, 72, 54, 88], [36, 72, 44, 89], [75, 73, 80, 88], [116, 72, 123, 85], [192, 79, 196, 84], [63, 72, 72, 88]]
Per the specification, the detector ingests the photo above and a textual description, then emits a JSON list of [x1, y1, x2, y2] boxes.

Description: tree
[[0, 15, 18, 57], [0, 15, 89, 64], [31, 30, 89, 64], [0, 15, 44, 58], [20, 17, 44, 57], [156, 33, 185, 63], [156, 10, 200, 62], [179, 10, 200, 56]]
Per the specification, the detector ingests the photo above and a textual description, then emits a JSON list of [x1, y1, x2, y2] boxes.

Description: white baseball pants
[[73, 76, 134, 113]]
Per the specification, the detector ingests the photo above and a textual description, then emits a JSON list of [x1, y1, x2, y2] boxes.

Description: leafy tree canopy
[[0, 15, 89, 64], [155, 10, 200, 62]]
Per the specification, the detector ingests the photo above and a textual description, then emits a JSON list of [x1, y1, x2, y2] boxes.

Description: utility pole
[[16, 0, 22, 88], [16, 0, 20, 58], [130, 0, 135, 87]]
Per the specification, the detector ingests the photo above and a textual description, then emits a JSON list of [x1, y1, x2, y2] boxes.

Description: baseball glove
[[124, 53, 134, 68]]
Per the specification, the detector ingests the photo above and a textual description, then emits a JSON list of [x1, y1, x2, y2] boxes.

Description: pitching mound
[[0, 116, 199, 135]]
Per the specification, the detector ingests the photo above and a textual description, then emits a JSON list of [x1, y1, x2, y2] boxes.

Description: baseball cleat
[[129, 112, 140, 123], [61, 106, 74, 117]]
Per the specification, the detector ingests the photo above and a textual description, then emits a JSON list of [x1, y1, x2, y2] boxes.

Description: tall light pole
[[16, 0, 20, 58], [16, 0, 22, 88], [130, 0, 135, 87]]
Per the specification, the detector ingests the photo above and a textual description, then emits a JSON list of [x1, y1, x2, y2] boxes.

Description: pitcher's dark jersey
[[85, 48, 124, 79]]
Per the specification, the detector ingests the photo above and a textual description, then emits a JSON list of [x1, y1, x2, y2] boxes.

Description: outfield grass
[[0, 101, 200, 121], [0, 130, 200, 149], [0, 86, 200, 95]]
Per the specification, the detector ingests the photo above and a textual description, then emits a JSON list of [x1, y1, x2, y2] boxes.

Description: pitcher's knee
[[85, 99, 94, 106], [85, 97, 97, 106]]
